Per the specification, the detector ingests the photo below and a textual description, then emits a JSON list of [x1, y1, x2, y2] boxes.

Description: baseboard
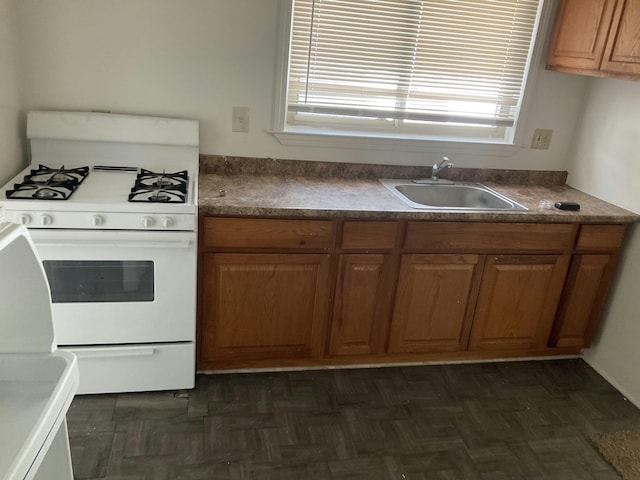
[[198, 353, 581, 375]]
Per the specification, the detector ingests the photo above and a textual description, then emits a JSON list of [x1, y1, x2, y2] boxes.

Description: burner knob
[[141, 216, 155, 228], [18, 214, 32, 225], [91, 215, 104, 227], [161, 217, 174, 228], [40, 214, 53, 226]]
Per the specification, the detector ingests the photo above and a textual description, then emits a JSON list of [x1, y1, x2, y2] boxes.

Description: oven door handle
[[35, 239, 193, 249], [69, 346, 156, 358]]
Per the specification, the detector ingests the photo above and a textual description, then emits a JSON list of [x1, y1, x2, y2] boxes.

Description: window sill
[[269, 129, 524, 157]]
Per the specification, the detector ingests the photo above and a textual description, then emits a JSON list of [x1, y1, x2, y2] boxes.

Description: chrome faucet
[[412, 156, 455, 184], [431, 156, 454, 181]]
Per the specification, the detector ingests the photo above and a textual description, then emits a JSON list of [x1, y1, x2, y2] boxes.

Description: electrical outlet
[[531, 128, 553, 150], [232, 107, 250, 133]]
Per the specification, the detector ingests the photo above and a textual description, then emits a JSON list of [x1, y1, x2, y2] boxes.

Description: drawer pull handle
[[70, 346, 156, 359], [36, 240, 192, 249]]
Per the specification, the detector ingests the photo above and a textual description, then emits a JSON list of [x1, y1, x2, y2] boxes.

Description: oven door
[[28, 229, 196, 346]]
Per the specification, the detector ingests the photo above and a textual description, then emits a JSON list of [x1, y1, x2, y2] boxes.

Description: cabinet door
[[547, 0, 618, 71], [199, 253, 330, 363], [469, 255, 570, 351], [550, 254, 616, 348], [388, 254, 482, 353], [328, 254, 396, 356], [601, 0, 640, 75]]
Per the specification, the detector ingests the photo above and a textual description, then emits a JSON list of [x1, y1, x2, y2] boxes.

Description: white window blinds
[[287, 0, 541, 139]]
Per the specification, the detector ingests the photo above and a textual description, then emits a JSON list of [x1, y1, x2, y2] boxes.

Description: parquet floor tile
[[68, 359, 640, 479]]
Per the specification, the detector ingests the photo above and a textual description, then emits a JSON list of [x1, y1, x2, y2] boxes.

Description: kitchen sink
[[380, 179, 528, 211]]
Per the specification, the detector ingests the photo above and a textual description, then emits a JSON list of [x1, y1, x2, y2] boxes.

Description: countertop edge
[[197, 205, 639, 224]]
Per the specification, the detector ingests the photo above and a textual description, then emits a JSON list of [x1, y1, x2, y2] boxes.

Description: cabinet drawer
[[203, 217, 335, 250], [341, 221, 398, 250], [404, 222, 576, 252], [576, 224, 626, 252]]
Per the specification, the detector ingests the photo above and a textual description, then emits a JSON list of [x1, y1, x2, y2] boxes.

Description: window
[[280, 0, 543, 144]]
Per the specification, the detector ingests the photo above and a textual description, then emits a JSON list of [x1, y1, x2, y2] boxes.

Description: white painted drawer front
[[68, 343, 194, 394]]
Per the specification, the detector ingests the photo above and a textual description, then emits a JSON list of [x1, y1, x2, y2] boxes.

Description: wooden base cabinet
[[550, 255, 613, 348], [388, 254, 482, 353], [328, 254, 396, 356], [469, 255, 571, 351], [198, 217, 628, 370], [549, 224, 627, 348], [200, 253, 330, 362]]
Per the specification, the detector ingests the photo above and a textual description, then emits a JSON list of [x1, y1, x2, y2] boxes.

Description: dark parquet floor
[[67, 359, 640, 480]]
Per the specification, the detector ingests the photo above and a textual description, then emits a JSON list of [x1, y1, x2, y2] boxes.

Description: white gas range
[[0, 111, 199, 394]]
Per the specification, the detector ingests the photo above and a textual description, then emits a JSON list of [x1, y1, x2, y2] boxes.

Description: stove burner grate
[[134, 169, 188, 190], [128, 187, 186, 203], [5, 165, 90, 200], [129, 169, 188, 203], [26, 165, 90, 187]]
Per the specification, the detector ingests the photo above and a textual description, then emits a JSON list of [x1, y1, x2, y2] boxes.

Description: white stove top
[[2, 165, 196, 214], [1, 165, 197, 231], [0, 111, 199, 231]]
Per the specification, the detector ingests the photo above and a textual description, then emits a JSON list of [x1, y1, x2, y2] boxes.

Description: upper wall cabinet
[[547, 0, 640, 80]]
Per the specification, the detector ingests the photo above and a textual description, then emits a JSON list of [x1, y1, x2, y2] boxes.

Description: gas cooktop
[[6, 165, 189, 204]]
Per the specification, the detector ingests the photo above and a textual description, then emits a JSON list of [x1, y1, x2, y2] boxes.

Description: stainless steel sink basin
[[380, 179, 527, 211]]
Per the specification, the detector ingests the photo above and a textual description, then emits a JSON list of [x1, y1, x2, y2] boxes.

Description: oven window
[[42, 260, 154, 303]]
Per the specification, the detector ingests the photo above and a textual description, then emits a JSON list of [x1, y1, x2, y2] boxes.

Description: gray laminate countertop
[[198, 173, 638, 224]]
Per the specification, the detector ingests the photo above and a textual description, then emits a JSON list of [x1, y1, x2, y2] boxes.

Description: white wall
[[18, 0, 588, 170], [566, 78, 640, 406], [0, 0, 25, 184]]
